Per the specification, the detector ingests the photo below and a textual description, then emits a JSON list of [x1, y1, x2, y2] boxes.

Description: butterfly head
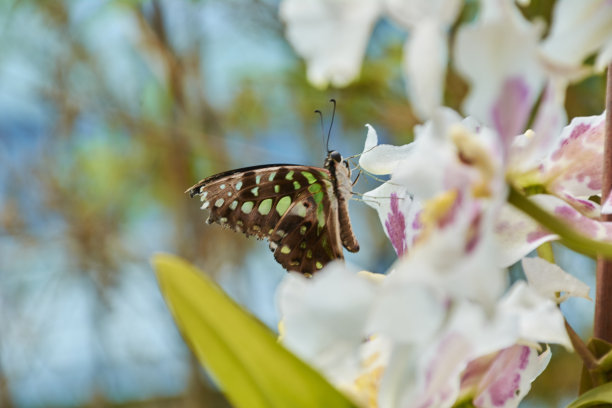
[[325, 150, 351, 177]]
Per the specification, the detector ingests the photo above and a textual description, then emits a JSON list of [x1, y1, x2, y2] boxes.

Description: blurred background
[[0, 0, 606, 407]]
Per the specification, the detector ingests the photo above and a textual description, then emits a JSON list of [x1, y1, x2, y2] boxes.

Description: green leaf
[[567, 382, 612, 408], [153, 254, 358, 408]]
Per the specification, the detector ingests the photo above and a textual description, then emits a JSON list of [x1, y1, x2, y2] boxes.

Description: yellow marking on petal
[[241, 201, 254, 214], [229, 200, 238, 210], [281, 246, 291, 254], [416, 190, 458, 245], [285, 171, 294, 180], [251, 187, 259, 197], [293, 181, 301, 190], [214, 199, 224, 207], [276, 196, 291, 216], [258, 198, 273, 215], [268, 172, 276, 181], [274, 185, 280, 193], [450, 124, 495, 197], [301, 171, 317, 184]]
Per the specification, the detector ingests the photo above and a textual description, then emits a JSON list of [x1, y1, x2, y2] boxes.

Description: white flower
[[279, 0, 462, 119]]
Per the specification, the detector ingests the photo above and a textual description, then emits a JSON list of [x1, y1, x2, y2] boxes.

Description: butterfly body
[[187, 151, 359, 275]]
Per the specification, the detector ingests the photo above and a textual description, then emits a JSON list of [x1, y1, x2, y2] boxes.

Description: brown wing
[[268, 181, 344, 274], [187, 164, 346, 274]]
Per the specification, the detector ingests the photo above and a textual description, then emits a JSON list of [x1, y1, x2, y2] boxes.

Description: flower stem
[[594, 65, 612, 343], [506, 186, 612, 259]]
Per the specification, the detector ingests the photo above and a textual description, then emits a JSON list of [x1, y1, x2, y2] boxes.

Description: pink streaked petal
[[602, 190, 612, 215], [454, 7, 545, 134], [494, 204, 558, 267], [491, 76, 532, 150], [386, 193, 409, 256], [509, 82, 567, 174], [542, 112, 606, 197], [532, 194, 612, 242], [363, 182, 422, 256], [473, 346, 551, 408], [557, 192, 601, 218]]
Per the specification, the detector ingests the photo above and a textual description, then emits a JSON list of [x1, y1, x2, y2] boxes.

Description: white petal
[[454, 4, 545, 134], [497, 281, 572, 349], [277, 262, 377, 382], [403, 19, 447, 119], [383, 0, 461, 28], [522, 256, 591, 302], [279, 0, 382, 88], [540, 0, 612, 68], [494, 203, 558, 268], [359, 124, 412, 175]]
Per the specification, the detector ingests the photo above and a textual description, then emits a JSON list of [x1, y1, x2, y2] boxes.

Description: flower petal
[[522, 256, 591, 302], [540, 112, 606, 198], [539, 0, 612, 69], [277, 262, 377, 383], [359, 124, 412, 175], [402, 19, 447, 119], [279, 0, 382, 88], [454, 3, 545, 137], [497, 281, 572, 349], [494, 203, 558, 267], [472, 345, 551, 408]]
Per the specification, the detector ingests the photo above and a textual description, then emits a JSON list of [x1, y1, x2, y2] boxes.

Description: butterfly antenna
[[314, 109, 325, 149], [327, 98, 336, 153]]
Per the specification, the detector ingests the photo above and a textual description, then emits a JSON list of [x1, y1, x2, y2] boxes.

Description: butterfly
[[186, 100, 359, 275]]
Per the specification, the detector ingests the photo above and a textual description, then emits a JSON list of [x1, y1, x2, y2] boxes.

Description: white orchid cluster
[[276, 0, 612, 407]]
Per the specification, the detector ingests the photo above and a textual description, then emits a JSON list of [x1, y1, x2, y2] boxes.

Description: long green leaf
[[153, 254, 358, 408], [567, 382, 612, 408]]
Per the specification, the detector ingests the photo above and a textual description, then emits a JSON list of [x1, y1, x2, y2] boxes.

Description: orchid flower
[[277, 219, 580, 407], [360, 107, 610, 266], [454, 0, 612, 141], [279, 0, 461, 119]]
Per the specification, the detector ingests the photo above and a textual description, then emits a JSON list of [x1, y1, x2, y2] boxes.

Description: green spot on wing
[[230, 200, 238, 210], [258, 199, 273, 215], [241, 201, 254, 214], [308, 183, 322, 194], [281, 246, 291, 254], [293, 181, 301, 190], [274, 185, 280, 193], [256, 175, 262, 184], [301, 171, 317, 185], [268, 172, 276, 181], [285, 171, 294, 180], [251, 187, 259, 197], [276, 196, 291, 216]]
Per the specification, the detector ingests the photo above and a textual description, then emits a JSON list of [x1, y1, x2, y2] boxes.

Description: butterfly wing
[[187, 164, 345, 274]]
